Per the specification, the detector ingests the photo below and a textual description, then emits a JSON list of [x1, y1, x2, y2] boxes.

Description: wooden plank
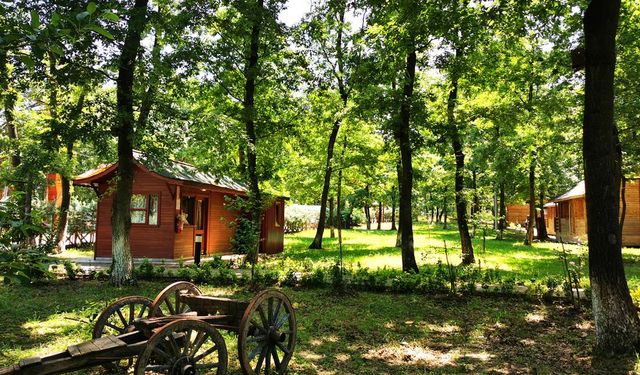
[[18, 357, 41, 368], [0, 365, 20, 375], [67, 336, 123, 358], [74, 341, 99, 357], [93, 336, 124, 351], [67, 344, 81, 357]]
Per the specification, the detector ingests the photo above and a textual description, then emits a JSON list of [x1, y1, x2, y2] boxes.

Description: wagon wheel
[[238, 289, 297, 375], [134, 319, 228, 375], [92, 296, 153, 372], [149, 281, 202, 317]]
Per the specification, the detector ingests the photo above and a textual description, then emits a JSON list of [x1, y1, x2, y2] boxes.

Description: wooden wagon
[[0, 282, 297, 375]]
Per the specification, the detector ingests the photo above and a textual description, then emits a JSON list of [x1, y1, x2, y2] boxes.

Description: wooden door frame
[[193, 195, 209, 257]]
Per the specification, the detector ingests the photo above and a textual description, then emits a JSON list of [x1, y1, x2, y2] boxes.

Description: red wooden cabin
[[543, 179, 640, 246], [74, 153, 285, 260]]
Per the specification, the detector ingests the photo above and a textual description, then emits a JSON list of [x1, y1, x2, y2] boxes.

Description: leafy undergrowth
[[0, 281, 638, 374]]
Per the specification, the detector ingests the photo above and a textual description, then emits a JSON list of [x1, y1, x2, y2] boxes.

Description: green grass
[[1, 281, 636, 374], [51, 247, 94, 260], [278, 223, 640, 289]]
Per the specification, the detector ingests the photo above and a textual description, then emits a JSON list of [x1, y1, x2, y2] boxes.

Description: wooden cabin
[[506, 204, 530, 226], [74, 153, 285, 260], [543, 179, 640, 246]]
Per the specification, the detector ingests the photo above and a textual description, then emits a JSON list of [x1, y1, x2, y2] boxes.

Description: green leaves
[[88, 24, 114, 39], [87, 2, 97, 15], [30, 9, 40, 29], [76, 11, 90, 21], [19, 55, 35, 68], [102, 11, 120, 23]]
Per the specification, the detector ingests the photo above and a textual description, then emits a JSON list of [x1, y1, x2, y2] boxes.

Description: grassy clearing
[[0, 281, 636, 374], [52, 247, 94, 260], [277, 223, 640, 289]]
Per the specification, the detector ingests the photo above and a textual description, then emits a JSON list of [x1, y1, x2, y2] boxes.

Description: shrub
[[230, 216, 259, 255], [301, 268, 327, 288], [499, 277, 516, 294], [251, 267, 279, 288], [0, 248, 54, 285], [63, 261, 79, 281], [213, 268, 237, 286], [284, 216, 305, 234], [136, 258, 155, 280], [280, 270, 298, 287]]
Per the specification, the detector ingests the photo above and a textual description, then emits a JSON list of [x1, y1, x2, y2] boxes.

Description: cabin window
[[274, 203, 281, 227], [181, 196, 196, 225], [130, 194, 159, 225]]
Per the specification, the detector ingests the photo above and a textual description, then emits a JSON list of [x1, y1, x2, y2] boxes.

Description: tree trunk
[[472, 169, 479, 237], [395, 48, 418, 273], [583, 0, 640, 354], [336, 135, 347, 264], [56, 144, 73, 253], [110, 0, 149, 286], [524, 155, 536, 246], [448, 72, 474, 264], [243, 0, 264, 266], [55, 87, 86, 253], [0, 49, 20, 168], [329, 196, 335, 238], [443, 199, 448, 230], [309, 5, 348, 249], [537, 186, 548, 240], [364, 184, 371, 230], [310, 118, 340, 248], [435, 207, 440, 223], [391, 185, 397, 230], [377, 201, 382, 230], [23, 175, 33, 244], [395, 159, 402, 247], [498, 182, 506, 239]]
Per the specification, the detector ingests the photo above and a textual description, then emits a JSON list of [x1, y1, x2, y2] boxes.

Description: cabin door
[[193, 197, 208, 264]]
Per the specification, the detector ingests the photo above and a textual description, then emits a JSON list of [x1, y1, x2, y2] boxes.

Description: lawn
[[0, 281, 637, 374], [277, 223, 640, 289]]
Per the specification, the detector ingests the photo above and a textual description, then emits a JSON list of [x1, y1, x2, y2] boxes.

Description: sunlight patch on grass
[[22, 315, 85, 336], [363, 343, 459, 368], [427, 323, 460, 334], [524, 312, 546, 323]]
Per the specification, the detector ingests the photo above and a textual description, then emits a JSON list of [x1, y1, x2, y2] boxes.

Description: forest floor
[[1, 281, 637, 375], [278, 223, 640, 290]]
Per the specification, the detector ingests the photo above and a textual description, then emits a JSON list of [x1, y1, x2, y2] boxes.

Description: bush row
[[125, 257, 592, 302]]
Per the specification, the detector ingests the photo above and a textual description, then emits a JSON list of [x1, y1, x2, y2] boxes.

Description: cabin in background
[[74, 153, 285, 261], [506, 204, 530, 226], [543, 179, 640, 246]]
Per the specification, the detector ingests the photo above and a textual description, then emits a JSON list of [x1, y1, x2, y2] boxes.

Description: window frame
[[130, 193, 161, 227]]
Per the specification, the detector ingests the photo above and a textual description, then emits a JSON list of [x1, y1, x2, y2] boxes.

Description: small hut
[[543, 179, 640, 246], [506, 204, 530, 226], [74, 153, 285, 261]]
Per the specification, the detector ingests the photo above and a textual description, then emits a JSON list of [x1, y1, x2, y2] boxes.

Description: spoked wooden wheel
[[92, 296, 153, 372], [238, 289, 297, 375], [134, 319, 228, 375], [149, 281, 202, 317]]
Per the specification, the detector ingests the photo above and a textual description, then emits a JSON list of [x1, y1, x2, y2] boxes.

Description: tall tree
[[110, 0, 150, 286], [395, 46, 419, 273], [308, 0, 353, 249], [583, 0, 640, 354], [242, 0, 264, 264]]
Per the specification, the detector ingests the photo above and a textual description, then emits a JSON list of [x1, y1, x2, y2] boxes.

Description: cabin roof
[[551, 181, 585, 203], [74, 151, 248, 193]]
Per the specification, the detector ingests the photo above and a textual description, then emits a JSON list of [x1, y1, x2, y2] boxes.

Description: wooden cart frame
[[0, 282, 297, 375]]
